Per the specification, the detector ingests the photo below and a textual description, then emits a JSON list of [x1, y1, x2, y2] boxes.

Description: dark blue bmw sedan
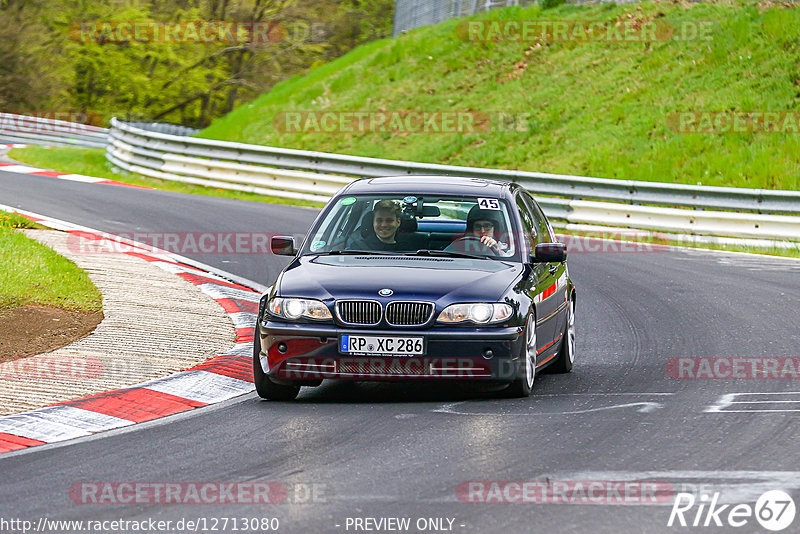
[[255, 176, 575, 400]]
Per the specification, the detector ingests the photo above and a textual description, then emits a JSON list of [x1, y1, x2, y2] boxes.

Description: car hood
[[277, 255, 522, 304]]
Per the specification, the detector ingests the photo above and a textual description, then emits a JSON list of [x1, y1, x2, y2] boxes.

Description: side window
[[523, 193, 551, 244], [515, 194, 537, 252]]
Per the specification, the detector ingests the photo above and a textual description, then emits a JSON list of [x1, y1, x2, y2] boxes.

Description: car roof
[[341, 175, 516, 198]]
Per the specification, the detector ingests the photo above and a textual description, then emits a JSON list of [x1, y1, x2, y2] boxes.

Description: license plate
[[339, 335, 425, 356]]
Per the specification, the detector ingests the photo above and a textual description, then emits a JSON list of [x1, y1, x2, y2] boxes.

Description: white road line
[[433, 399, 666, 416], [705, 392, 800, 413], [307, 471, 800, 507], [529, 471, 800, 505], [535, 393, 676, 396]]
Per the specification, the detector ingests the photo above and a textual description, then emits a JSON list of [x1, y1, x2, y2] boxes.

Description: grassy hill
[[198, 0, 800, 191]]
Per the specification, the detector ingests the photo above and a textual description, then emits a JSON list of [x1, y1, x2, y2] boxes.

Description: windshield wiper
[[406, 249, 489, 260], [314, 250, 400, 256]]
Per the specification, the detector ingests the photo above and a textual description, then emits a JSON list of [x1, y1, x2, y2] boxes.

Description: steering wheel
[[450, 234, 498, 254]]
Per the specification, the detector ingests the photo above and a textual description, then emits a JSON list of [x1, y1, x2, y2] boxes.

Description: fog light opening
[[482, 348, 494, 360], [277, 342, 288, 354]]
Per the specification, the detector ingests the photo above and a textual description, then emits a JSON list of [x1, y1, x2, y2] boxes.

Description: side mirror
[[271, 236, 297, 256], [531, 242, 566, 263]]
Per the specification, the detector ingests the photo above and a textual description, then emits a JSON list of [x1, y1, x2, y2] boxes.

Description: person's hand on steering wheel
[[454, 234, 498, 254], [479, 235, 500, 250]]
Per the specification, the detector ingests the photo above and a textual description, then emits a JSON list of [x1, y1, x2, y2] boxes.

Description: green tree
[[0, 0, 394, 127]]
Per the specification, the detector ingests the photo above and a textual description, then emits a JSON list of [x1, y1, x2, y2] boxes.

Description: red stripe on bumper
[[537, 333, 563, 356], [541, 282, 556, 300]]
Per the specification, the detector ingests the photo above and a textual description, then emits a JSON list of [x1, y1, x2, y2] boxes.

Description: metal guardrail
[[3, 113, 795, 241], [0, 113, 109, 148], [105, 118, 800, 241], [126, 122, 200, 137], [107, 118, 800, 214]]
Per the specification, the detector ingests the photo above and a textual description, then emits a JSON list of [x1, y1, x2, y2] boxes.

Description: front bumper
[[259, 321, 525, 382]]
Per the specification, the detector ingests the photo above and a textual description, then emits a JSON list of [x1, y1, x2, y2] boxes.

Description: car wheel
[[549, 296, 575, 374], [503, 313, 536, 398], [253, 329, 300, 401]]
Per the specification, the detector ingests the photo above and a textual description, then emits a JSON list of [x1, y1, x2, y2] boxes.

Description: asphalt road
[[1, 171, 800, 534]]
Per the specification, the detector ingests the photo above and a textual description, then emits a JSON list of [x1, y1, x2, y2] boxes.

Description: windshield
[[300, 194, 520, 260]]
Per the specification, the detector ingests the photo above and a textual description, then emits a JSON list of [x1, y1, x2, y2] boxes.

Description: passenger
[[349, 200, 410, 252]]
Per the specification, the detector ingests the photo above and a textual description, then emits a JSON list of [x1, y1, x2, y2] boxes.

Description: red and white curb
[[1, 143, 27, 149], [0, 160, 152, 189], [0, 207, 264, 454]]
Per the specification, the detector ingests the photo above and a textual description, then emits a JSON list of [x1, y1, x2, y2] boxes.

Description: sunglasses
[[473, 222, 494, 230]]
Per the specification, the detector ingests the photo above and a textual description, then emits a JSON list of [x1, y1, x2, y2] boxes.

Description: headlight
[[437, 303, 513, 324], [268, 297, 332, 321]]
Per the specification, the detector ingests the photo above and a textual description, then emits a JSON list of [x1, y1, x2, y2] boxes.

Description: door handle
[[548, 265, 558, 275]]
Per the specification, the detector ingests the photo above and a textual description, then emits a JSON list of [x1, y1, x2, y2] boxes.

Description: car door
[[514, 193, 557, 350], [524, 192, 568, 349]]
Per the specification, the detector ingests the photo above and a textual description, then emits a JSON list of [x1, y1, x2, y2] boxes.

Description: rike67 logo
[[668, 490, 796, 531]]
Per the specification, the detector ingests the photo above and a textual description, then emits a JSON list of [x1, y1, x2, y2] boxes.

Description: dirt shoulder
[[0, 305, 103, 363]]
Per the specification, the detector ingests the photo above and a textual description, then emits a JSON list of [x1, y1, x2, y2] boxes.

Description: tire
[[253, 328, 300, 401], [548, 296, 575, 374], [503, 313, 537, 398]]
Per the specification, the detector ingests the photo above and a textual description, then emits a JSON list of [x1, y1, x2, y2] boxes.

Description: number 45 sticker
[[477, 198, 500, 210]]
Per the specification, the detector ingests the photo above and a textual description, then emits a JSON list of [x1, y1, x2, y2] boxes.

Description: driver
[[446, 205, 510, 255]]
